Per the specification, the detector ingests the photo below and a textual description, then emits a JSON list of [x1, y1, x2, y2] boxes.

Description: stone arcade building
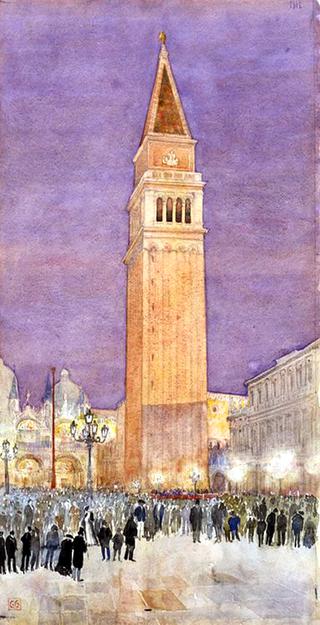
[[228, 339, 320, 494]]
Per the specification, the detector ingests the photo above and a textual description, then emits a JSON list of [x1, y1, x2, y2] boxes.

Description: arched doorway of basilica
[[15, 456, 43, 488], [55, 455, 84, 489]]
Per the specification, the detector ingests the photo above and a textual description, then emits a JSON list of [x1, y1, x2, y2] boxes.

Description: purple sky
[[0, 0, 316, 408]]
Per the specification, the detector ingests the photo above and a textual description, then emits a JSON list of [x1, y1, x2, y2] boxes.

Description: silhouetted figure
[[31, 527, 40, 571], [0, 531, 6, 574], [266, 509, 278, 546], [190, 500, 202, 543], [277, 510, 287, 546], [303, 517, 316, 549], [257, 519, 266, 547], [98, 520, 112, 561], [6, 531, 18, 573], [21, 526, 32, 573], [73, 527, 87, 581], [245, 516, 256, 543], [292, 511, 304, 548], [259, 498, 267, 521], [123, 514, 138, 561], [112, 528, 124, 561], [55, 533, 73, 576], [44, 524, 60, 570]]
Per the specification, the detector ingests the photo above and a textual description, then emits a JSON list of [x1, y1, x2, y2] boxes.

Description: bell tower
[[124, 34, 208, 488]]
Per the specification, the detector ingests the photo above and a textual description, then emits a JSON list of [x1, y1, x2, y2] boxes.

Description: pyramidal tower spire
[[124, 34, 208, 490], [141, 32, 191, 141]]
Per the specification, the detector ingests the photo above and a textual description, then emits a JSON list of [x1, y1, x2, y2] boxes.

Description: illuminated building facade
[[228, 339, 320, 494], [0, 364, 120, 490], [207, 392, 247, 492]]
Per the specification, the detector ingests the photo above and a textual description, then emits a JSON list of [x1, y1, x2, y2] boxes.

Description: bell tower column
[[124, 34, 209, 489]]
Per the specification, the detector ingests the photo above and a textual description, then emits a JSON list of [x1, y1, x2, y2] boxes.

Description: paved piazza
[[0, 535, 319, 625]]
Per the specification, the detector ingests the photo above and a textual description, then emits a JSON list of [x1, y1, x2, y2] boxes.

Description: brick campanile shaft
[[123, 34, 208, 489]]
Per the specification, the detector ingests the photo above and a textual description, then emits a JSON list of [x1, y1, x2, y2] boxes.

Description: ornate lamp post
[[1, 440, 18, 494], [131, 479, 141, 493], [153, 473, 164, 491], [70, 409, 108, 491], [190, 469, 201, 493], [266, 450, 295, 495]]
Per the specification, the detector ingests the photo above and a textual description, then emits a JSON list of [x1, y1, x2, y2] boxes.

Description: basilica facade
[[0, 359, 122, 490]]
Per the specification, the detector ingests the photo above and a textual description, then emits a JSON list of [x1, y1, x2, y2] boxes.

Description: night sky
[[0, 0, 316, 408]]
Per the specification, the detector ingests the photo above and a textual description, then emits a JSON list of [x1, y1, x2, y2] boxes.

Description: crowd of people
[[0, 488, 317, 582]]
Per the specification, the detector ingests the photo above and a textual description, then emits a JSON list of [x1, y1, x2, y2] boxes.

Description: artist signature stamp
[[8, 599, 22, 611]]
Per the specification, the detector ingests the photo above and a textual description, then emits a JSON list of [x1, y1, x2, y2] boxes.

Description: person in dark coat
[[190, 500, 202, 543], [292, 511, 304, 548], [30, 527, 41, 571], [134, 502, 146, 540], [245, 516, 256, 543], [277, 510, 287, 546], [0, 531, 6, 574], [266, 509, 278, 546], [153, 502, 165, 532], [211, 504, 224, 543], [256, 519, 266, 547], [123, 514, 138, 561], [21, 526, 32, 573], [259, 498, 267, 521], [98, 520, 112, 561], [72, 527, 87, 582], [23, 500, 34, 529], [228, 511, 241, 541], [55, 533, 73, 576], [112, 528, 124, 561], [6, 531, 18, 573], [303, 517, 316, 549], [44, 524, 60, 570]]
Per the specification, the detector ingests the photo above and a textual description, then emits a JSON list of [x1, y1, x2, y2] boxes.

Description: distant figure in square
[[123, 514, 138, 561], [72, 527, 87, 582], [98, 520, 112, 561], [190, 500, 202, 544], [6, 530, 18, 573], [0, 531, 6, 574], [21, 525, 32, 572], [112, 528, 124, 561]]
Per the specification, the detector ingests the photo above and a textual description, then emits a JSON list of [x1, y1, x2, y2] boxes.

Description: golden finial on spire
[[159, 31, 167, 46]]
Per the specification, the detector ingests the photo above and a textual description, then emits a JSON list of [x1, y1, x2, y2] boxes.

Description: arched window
[[166, 197, 173, 222], [176, 197, 182, 223], [185, 198, 191, 223], [156, 197, 163, 222]]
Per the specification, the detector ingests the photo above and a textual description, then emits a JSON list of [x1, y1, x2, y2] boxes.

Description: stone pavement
[[0, 535, 318, 625]]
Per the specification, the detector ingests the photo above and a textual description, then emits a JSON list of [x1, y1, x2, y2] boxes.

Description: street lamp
[[70, 409, 109, 491], [131, 479, 141, 493], [227, 463, 247, 495], [190, 469, 201, 493], [266, 450, 295, 495], [0, 440, 18, 494], [152, 473, 164, 490]]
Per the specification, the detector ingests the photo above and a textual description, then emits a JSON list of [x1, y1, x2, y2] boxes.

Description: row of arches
[[11, 454, 84, 488], [156, 197, 192, 224]]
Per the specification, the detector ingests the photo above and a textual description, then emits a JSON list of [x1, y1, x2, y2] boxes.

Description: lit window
[[176, 197, 182, 223], [166, 197, 173, 222], [185, 198, 191, 223], [156, 197, 163, 222]]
